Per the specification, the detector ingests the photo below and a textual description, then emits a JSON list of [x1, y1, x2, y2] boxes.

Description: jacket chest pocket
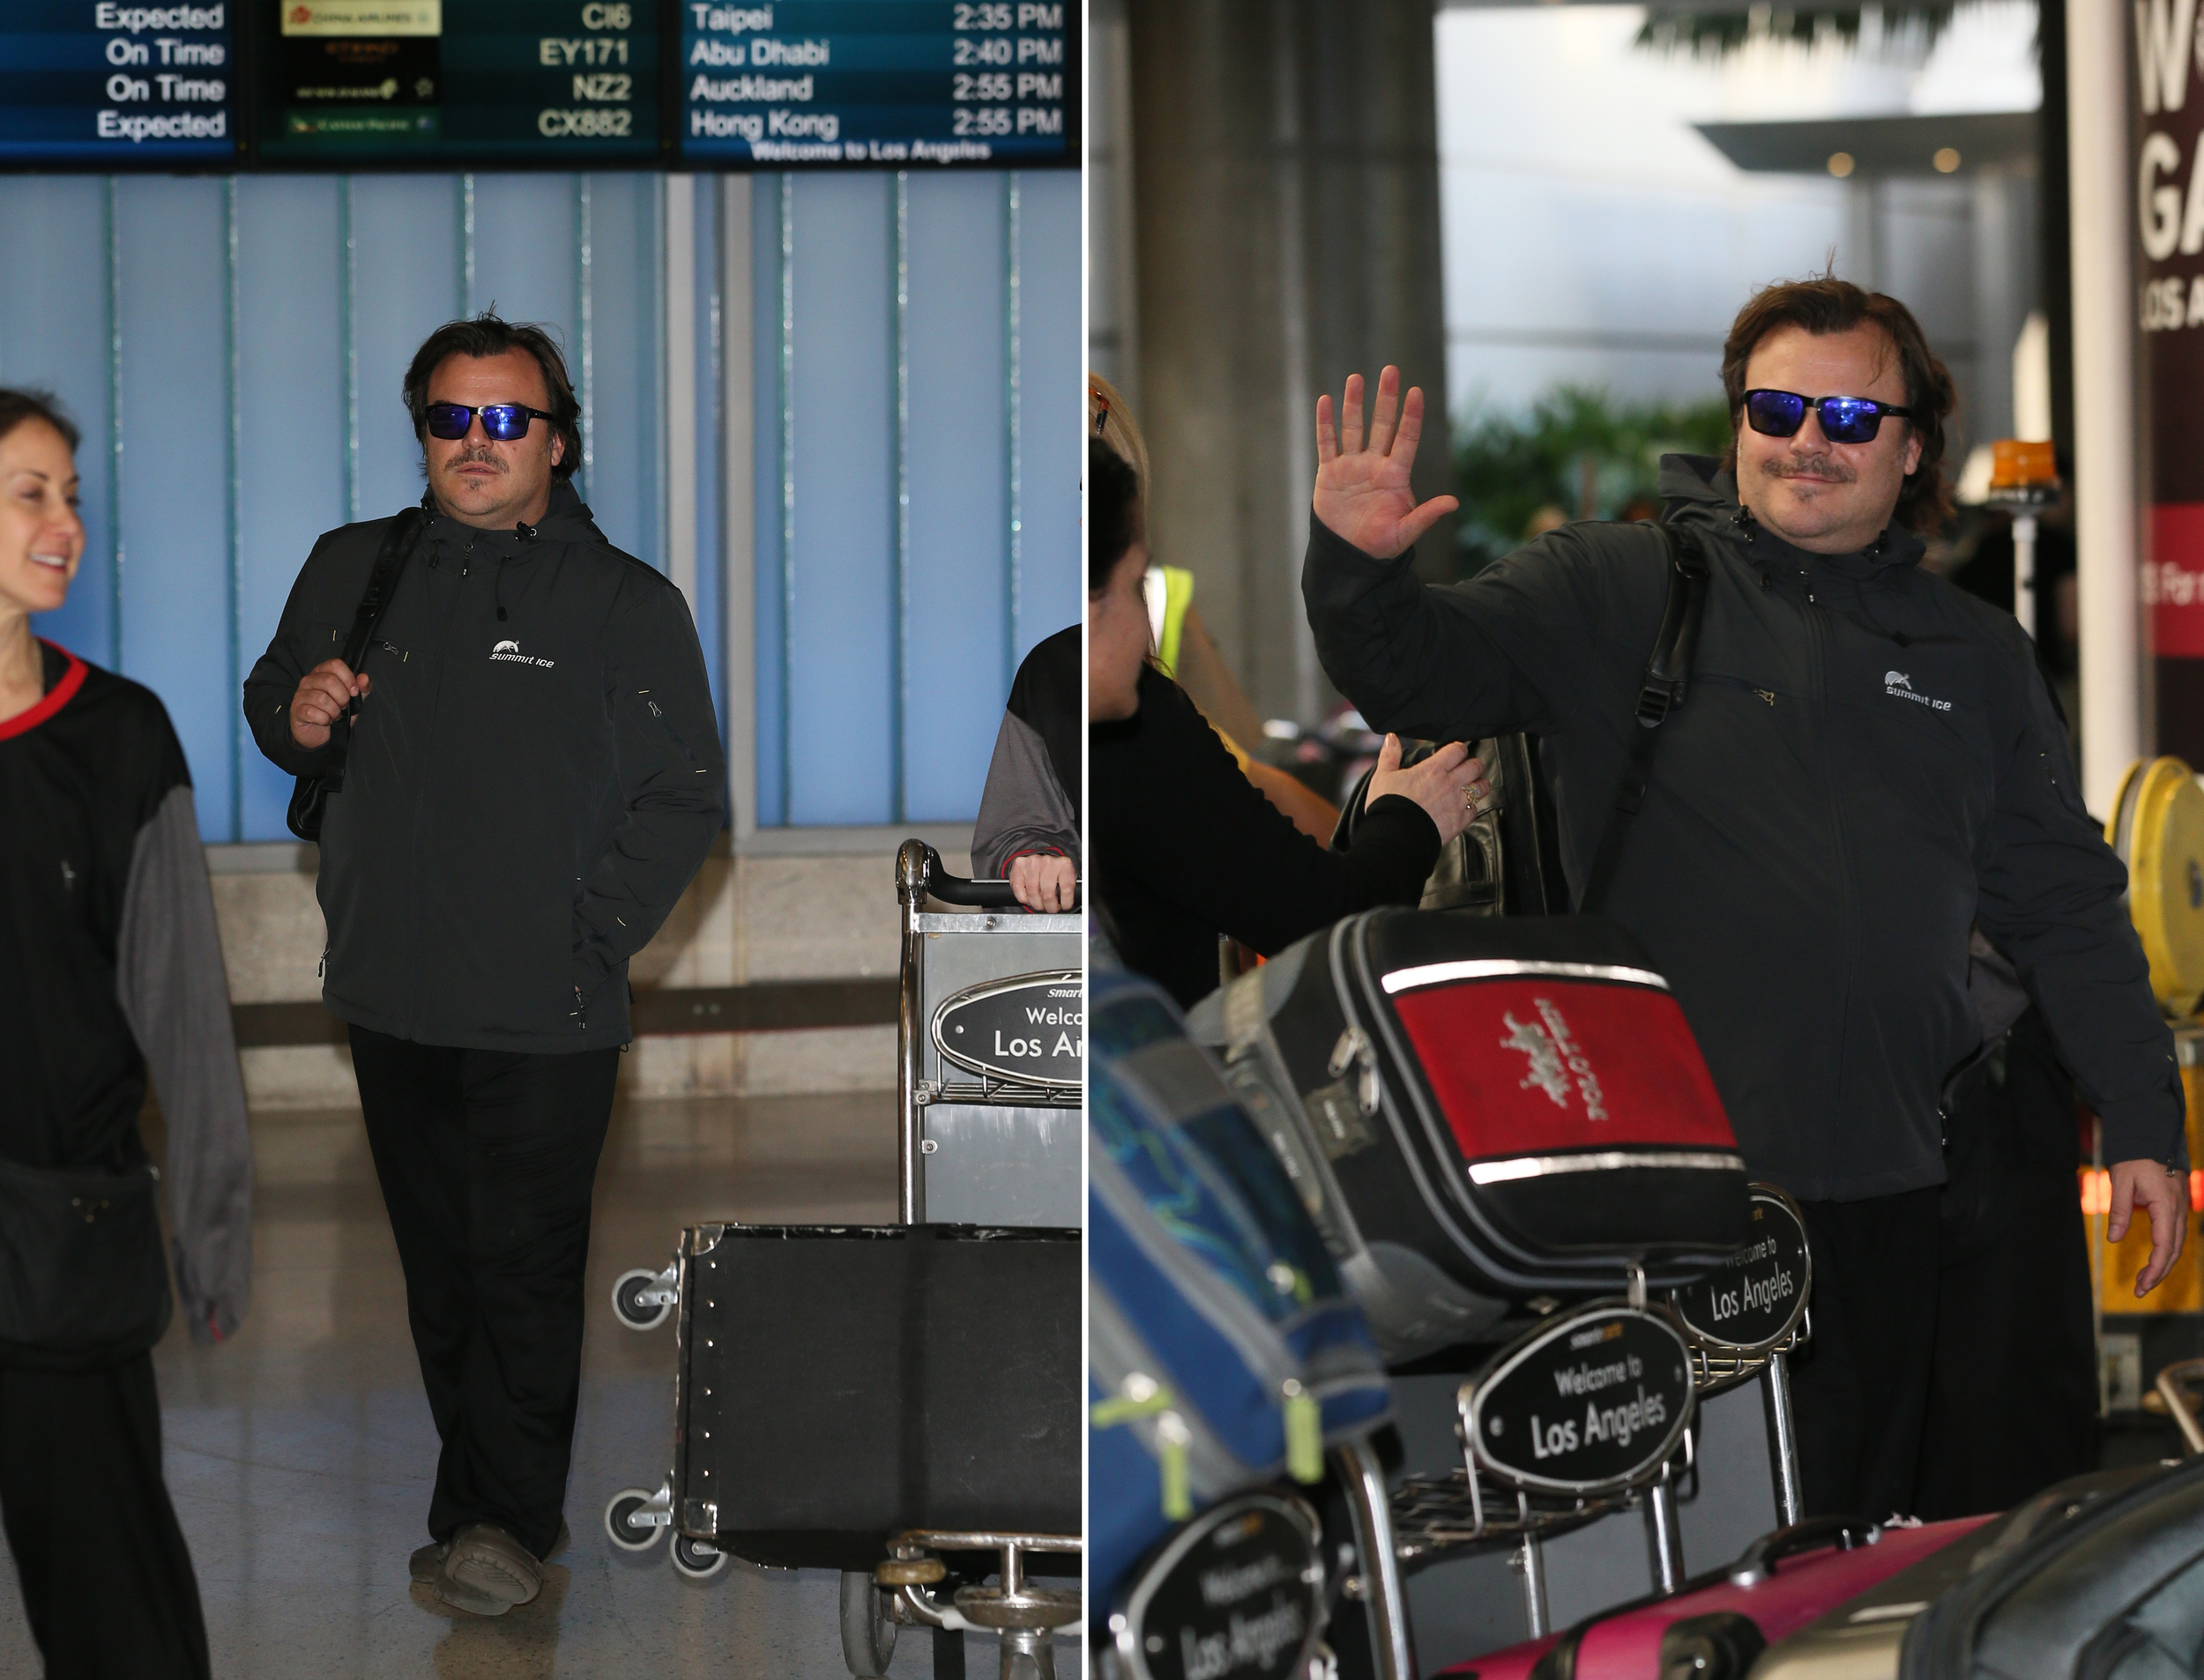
[[1828, 636, 1996, 834]]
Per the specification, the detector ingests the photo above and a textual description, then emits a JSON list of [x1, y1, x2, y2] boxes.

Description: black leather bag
[[0, 1156, 171, 1359], [286, 508, 422, 842]]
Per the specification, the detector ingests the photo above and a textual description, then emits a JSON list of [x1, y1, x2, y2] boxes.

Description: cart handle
[[920, 843, 1078, 911], [1726, 1516, 1879, 1587]]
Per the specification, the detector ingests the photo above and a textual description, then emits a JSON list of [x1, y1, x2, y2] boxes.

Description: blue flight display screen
[[678, 1, 1074, 167], [0, 3, 240, 162]]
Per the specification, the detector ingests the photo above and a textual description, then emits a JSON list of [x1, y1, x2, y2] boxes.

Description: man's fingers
[[2107, 1169, 2136, 1244], [1376, 732, 1402, 774], [1368, 366, 1402, 457], [1396, 494, 1462, 552], [2139, 1181, 2181, 1295], [1315, 393, 1337, 465], [1393, 385, 1427, 468], [1340, 374, 1366, 457]]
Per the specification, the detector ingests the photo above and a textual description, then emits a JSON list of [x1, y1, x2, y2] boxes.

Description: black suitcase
[[1186, 909, 1751, 1362], [1751, 1462, 2204, 1680], [669, 1223, 1080, 1570]]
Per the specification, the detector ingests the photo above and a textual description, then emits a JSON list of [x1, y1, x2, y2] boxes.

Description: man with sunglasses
[[1299, 276, 2184, 1520], [242, 313, 725, 1615]]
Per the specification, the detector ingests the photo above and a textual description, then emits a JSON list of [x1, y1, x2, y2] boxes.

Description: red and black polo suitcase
[[1186, 909, 1753, 1361]]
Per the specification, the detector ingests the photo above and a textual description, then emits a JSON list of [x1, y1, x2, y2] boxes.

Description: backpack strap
[[322, 506, 423, 792], [1576, 518, 1709, 916]]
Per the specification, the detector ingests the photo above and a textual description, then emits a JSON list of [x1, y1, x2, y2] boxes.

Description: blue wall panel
[[903, 174, 1009, 825], [4, 179, 115, 672], [19, 164, 1076, 841], [235, 176, 346, 843], [689, 178, 726, 741], [1016, 170, 1083, 668], [581, 175, 664, 569], [352, 175, 463, 519], [785, 174, 895, 828], [115, 178, 234, 842], [751, 175, 787, 829], [470, 175, 585, 494]]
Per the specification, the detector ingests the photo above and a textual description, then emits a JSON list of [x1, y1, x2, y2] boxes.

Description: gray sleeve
[[971, 708, 1080, 879], [116, 784, 253, 1344]]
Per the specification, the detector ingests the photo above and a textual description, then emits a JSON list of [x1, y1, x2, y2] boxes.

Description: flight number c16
[[581, 3, 631, 27]]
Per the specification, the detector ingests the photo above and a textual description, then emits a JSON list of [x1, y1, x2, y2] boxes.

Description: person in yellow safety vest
[[1091, 372, 1339, 843]]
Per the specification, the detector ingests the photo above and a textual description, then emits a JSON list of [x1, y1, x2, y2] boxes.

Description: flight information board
[[0, 3, 241, 163], [676, 1, 1074, 167], [252, 0, 663, 165], [0, 1, 1076, 169]]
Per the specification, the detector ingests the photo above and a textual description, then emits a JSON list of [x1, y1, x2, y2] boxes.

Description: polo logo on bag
[[1379, 964, 1737, 1167], [1500, 999, 1609, 1120]]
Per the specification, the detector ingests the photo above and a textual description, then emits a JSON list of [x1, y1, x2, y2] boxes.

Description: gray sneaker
[[411, 1520, 568, 1595], [435, 1522, 543, 1617]]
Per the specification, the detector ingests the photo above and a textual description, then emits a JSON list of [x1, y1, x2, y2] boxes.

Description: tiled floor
[[0, 1088, 1067, 1677]]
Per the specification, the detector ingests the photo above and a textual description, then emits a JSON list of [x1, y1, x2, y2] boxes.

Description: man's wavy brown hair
[[1719, 276, 1957, 532]]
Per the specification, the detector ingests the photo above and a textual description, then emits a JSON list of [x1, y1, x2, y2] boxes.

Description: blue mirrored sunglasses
[[1744, 388, 1915, 446], [424, 401, 555, 442]]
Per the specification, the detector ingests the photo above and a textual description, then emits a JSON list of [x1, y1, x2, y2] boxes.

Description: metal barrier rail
[[231, 978, 901, 1047]]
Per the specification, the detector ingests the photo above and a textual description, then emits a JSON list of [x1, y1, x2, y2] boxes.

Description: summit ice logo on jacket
[[489, 639, 555, 670], [1883, 670, 1951, 711]]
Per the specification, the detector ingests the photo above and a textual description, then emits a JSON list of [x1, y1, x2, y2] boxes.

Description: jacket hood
[[1657, 451, 1925, 581], [421, 478, 604, 558]]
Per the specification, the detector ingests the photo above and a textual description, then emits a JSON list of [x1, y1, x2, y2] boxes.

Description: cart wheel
[[611, 1268, 673, 1331], [839, 1570, 898, 1676], [671, 1534, 727, 1580], [604, 1488, 664, 1552]]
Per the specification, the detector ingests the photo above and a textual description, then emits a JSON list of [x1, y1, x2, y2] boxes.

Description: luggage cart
[[1386, 1189, 1813, 1650], [606, 843, 1083, 1680], [895, 839, 1083, 1229]]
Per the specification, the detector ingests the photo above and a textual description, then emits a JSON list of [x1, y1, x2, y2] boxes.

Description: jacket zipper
[[1801, 576, 1858, 1189], [406, 533, 465, 1039]]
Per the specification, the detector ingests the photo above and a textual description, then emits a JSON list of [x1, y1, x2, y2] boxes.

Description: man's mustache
[[448, 447, 507, 472], [1762, 452, 1856, 484]]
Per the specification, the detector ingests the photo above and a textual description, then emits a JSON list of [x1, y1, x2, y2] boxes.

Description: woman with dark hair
[[0, 389, 252, 1677], [1088, 436, 1486, 1007]]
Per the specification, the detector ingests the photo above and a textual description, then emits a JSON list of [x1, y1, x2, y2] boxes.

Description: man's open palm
[[1314, 366, 1460, 558]]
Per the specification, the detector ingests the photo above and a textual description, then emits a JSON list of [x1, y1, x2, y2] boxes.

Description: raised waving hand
[[1313, 366, 1460, 559]]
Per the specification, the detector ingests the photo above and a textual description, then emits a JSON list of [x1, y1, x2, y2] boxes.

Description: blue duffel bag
[[1089, 963, 1393, 1608]]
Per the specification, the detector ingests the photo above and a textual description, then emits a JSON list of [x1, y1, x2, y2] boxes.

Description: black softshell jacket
[[1304, 455, 2180, 1200], [243, 484, 726, 1053]]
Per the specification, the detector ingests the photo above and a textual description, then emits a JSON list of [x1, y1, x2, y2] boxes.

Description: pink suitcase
[[1435, 1515, 1994, 1680]]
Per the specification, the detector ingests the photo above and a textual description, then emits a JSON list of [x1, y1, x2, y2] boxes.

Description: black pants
[[350, 1025, 620, 1557], [0, 1354, 209, 1680], [1789, 1186, 1941, 1520], [1915, 1019, 2099, 1519]]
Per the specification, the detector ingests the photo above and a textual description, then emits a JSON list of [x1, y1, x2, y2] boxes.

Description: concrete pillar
[[1127, 0, 1452, 725], [1087, 0, 1140, 402], [1843, 179, 1882, 293], [2067, 0, 2144, 807], [1969, 168, 2039, 452]]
